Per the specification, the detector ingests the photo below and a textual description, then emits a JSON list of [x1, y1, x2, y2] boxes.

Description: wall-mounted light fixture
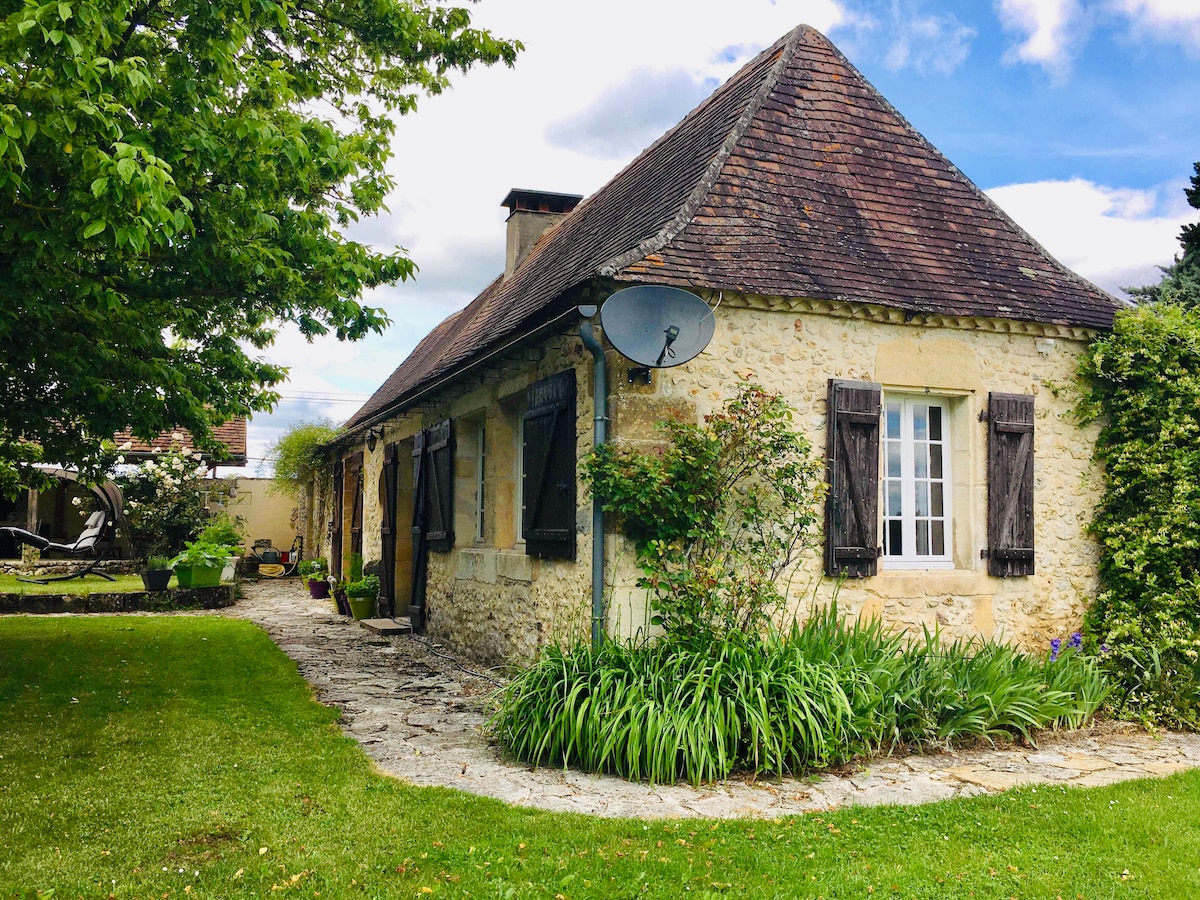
[[365, 427, 383, 453]]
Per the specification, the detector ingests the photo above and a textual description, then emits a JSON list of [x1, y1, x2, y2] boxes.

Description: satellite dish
[[600, 285, 715, 368]]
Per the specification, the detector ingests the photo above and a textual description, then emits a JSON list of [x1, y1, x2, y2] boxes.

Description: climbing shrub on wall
[[582, 384, 826, 640], [1077, 301, 1200, 727]]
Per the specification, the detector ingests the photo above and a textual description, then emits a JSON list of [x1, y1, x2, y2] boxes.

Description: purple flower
[[1050, 638, 1062, 662], [1069, 632, 1083, 650], [1100, 644, 1111, 655]]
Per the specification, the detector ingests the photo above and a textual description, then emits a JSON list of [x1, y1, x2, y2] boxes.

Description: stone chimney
[[501, 189, 582, 277]]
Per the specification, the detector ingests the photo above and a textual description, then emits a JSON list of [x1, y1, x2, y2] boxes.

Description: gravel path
[[228, 578, 1200, 819]]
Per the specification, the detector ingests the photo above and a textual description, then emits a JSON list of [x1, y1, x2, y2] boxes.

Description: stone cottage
[[315, 25, 1121, 665]]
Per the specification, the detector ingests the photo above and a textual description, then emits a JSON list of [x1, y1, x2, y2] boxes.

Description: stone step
[[360, 616, 412, 636]]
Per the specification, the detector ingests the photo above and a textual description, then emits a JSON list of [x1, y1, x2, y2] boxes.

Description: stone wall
[[336, 293, 1103, 664], [604, 296, 1102, 653], [348, 334, 594, 666]]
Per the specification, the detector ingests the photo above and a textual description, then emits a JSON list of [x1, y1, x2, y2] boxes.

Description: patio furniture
[[1, 509, 118, 584]]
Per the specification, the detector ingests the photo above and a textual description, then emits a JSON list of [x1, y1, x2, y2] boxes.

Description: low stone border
[[0, 585, 236, 614]]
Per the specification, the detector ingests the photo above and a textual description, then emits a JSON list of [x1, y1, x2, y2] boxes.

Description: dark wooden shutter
[[330, 459, 344, 579], [825, 379, 882, 577], [347, 452, 364, 560], [986, 392, 1035, 577], [409, 430, 429, 630], [379, 442, 400, 617], [522, 369, 577, 560], [425, 419, 454, 553]]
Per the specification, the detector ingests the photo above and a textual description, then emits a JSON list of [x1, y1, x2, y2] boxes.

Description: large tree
[[0, 0, 519, 491], [1128, 161, 1200, 307]]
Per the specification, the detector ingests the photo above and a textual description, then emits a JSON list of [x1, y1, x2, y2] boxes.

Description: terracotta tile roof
[[346, 25, 1119, 431], [113, 417, 248, 466]]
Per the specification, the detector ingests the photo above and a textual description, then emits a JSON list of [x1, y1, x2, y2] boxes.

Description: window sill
[[868, 568, 992, 597]]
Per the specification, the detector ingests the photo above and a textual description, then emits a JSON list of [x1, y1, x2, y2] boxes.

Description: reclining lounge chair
[[0, 509, 118, 584]]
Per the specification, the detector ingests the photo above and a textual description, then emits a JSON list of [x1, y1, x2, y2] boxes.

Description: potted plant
[[344, 574, 379, 620], [170, 538, 239, 589], [298, 558, 330, 599], [330, 576, 350, 616], [141, 554, 173, 592], [196, 512, 245, 582]]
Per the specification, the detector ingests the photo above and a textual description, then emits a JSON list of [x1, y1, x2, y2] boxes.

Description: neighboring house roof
[[346, 24, 1120, 432], [112, 417, 248, 466]]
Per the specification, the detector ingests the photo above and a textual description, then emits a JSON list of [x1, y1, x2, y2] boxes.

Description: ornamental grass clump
[[492, 607, 1109, 785]]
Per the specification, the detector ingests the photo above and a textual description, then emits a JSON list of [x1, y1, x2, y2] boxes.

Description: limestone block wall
[[349, 334, 594, 666], [602, 296, 1103, 653]]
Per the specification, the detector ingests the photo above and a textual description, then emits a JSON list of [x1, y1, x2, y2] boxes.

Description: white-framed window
[[882, 395, 952, 569]]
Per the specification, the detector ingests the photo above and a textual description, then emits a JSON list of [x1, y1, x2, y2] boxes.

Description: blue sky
[[235, 0, 1200, 475]]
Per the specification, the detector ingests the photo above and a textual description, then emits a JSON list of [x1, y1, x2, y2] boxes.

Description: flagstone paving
[[228, 579, 1200, 820]]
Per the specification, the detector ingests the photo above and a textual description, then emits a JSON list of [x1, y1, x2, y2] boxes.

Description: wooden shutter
[[379, 442, 400, 617], [347, 452, 364, 559], [330, 459, 344, 579], [522, 369, 577, 560], [409, 430, 429, 630], [986, 392, 1035, 577], [425, 419, 455, 553], [825, 379, 882, 577]]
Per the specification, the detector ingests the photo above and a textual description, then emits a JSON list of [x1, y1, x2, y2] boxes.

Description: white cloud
[[995, 0, 1083, 74], [882, 5, 976, 73], [1109, 0, 1200, 51], [986, 178, 1195, 295]]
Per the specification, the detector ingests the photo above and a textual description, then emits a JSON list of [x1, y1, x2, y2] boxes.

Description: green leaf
[[82, 219, 106, 238]]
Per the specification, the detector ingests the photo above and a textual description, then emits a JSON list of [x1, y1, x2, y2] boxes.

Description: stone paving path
[[228, 579, 1200, 820]]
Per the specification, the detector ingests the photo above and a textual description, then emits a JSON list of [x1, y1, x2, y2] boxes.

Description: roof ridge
[[597, 26, 805, 278]]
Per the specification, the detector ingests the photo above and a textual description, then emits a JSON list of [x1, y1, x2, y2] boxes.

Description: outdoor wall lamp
[[365, 427, 383, 453]]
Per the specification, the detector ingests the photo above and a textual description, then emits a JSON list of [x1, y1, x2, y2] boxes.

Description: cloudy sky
[[236, 0, 1200, 475]]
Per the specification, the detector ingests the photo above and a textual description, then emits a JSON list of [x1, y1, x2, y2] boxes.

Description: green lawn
[[1, 615, 1197, 899], [0, 573, 152, 594]]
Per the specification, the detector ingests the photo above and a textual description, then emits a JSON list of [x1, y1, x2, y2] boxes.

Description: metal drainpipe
[[578, 305, 607, 649]]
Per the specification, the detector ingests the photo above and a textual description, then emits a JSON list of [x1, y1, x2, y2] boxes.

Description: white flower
[[145, 460, 157, 471], [118, 441, 132, 451], [172, 458, 185, 471], [71, 496, 83, 507], [115, 455, 125, 465]]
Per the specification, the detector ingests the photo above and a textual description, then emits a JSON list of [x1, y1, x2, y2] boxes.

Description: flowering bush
[[113, 442, 212, 562], [583, 384, 825, 639]]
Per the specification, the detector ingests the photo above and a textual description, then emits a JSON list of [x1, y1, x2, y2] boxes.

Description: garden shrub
[[1077, 301, 1200, 727], [583, 384, 825, 638]]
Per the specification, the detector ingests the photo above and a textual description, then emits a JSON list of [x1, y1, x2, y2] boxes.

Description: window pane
[[886, 401, 901, 439], [932, 520, 945, 556], [914, 448, 928, 480], [916, 520, 929, 556], [888, 519, 903, 555], [887, 481, 902, 516], [931, 482, 943, 517], [929, 443, 943, 479], [913, 405, 928, 441], [887, 442, 901, 477], [929, 405, 942, 441], [915, 483, 929, 517]]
